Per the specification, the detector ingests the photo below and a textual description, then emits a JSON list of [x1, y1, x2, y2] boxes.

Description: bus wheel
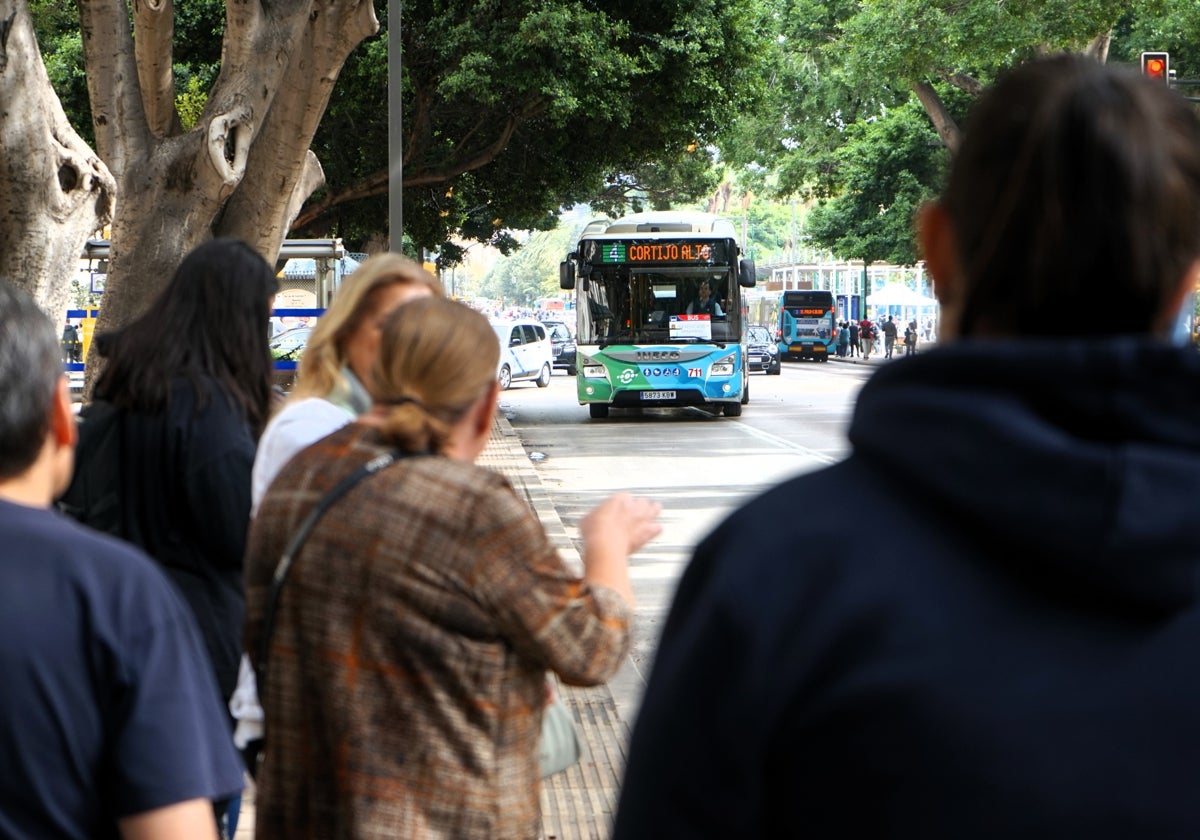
[[589, 403, 609, 419], [724, 401, 743, 417]]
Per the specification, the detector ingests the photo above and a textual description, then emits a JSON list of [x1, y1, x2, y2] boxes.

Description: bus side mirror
[[739, 258, 756, 288], [560, 261, 576, 291]]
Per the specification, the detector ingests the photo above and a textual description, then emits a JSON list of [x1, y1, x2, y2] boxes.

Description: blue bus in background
[[779, 290, 837, 362]]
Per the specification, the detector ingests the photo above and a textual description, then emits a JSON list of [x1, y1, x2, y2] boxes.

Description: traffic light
[[1141, 51, 1170, 83]]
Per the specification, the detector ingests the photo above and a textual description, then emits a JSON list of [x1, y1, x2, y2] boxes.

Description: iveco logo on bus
[[636, 350, 682, 362]]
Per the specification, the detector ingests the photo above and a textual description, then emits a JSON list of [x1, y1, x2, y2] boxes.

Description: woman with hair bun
[[244, 296, 661, 839]]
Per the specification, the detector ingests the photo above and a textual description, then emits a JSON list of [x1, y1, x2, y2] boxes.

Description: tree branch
[[1086, 31, 1112, 62], [945, 72, 983, 97], [132, 0, 179, 137], [291, 109, 528, 232], [910, 79, 961, 155], [217, 0, 378, 254], [78, 0, 153, 177]]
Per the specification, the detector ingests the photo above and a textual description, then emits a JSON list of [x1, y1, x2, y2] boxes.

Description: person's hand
[[579, 493, 662, 604], [581, 493, 662, 559]]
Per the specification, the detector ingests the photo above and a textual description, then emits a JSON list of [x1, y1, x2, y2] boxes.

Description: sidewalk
[[829, 340, 935, 365], [234, 411, 631, 840], [479, 412, 633, 840]]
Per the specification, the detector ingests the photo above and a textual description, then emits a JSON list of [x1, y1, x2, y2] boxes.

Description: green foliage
[[68, 275, 100, 309], [35, 1, 93, 146], [175, 76, 207, 131], [306, 0, 770, 256], [27, 0, 1199, 273], [737, 0, 1174, 264], [803, 99, 948, 265], [479, 220, 583, 306], [1111, 1, 1197, 78]]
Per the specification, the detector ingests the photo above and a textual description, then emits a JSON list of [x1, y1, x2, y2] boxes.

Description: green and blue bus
[[778, 290, 837, 362], [559, 211, 757, 419]]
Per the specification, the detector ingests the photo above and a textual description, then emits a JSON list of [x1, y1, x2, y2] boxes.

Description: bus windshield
[[579, 268, 741, 346]]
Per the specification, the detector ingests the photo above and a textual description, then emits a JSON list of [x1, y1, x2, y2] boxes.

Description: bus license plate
[[640, 390, 676, 401]]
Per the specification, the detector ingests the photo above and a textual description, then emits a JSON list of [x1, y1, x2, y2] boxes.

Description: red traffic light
[[1141, 51, 1170, 83]]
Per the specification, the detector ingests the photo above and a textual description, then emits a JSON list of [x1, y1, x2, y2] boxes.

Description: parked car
[[491, 319, 554, 389], [541, 319, 577, 376], [747, 325, 781, 375]]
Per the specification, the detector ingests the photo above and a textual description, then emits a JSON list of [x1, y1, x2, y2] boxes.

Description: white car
[[491, 319, 554, 390]]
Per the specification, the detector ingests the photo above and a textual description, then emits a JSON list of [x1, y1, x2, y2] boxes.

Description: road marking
[[727, 421, 841, 464]]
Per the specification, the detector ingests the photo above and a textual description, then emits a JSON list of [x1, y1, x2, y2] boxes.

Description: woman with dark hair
[[91, 237, 278, 706]]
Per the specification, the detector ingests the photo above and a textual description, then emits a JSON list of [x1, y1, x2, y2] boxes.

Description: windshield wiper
[[599, 331, 634, 350]]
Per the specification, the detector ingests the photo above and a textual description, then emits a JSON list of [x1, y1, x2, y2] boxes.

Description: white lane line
[[727, 420, 841, 465]]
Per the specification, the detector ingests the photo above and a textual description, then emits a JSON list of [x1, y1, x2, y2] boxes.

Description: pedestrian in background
[[837, 321, 849, 357], [882, 314, 898, 358], [0, 280, 244, 839], [61, 321, 80, 362], [245, 296, 661, 839], [858, 316, 874, 359], [613, 55, 1200, 838], [848, 319, 860, 357]]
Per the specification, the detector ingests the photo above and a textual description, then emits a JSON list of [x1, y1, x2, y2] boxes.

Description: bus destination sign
[[597, 240, 728, 265]]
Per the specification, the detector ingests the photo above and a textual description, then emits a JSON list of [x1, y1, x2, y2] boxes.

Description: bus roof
[[581, 211, 739, 240]]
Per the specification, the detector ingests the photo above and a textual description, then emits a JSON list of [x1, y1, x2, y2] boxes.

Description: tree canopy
[[296, 0, 771, 262], [730, 0, 1178, 264], [27, 0, 1200, 291]]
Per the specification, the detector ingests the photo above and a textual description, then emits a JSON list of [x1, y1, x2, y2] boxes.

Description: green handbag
[[540, 693, 582, 777]]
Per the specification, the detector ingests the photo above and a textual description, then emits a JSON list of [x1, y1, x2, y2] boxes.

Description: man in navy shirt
[[0, 280, 244, 839]]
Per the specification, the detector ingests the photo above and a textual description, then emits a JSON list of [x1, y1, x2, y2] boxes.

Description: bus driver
[[687, 281, 724, 318]]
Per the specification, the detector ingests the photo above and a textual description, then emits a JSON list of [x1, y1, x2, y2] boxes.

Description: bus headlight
[[580, 354, 609, 379], [710, 353, 736, 377]]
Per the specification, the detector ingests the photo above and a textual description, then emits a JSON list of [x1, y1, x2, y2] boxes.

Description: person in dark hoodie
[[612, 55, 1200, 839]]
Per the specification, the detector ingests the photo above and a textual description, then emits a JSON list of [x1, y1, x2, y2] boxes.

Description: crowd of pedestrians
[[8, 53, 1200, 840], [837, 315, 932, 360]]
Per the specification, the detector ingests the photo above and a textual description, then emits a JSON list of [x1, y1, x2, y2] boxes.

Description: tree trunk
[[0, 0, 114, 322], [78, 0, 379, 390]]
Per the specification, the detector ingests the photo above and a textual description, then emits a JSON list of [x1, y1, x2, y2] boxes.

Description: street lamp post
[[388, 0, 403, 252]]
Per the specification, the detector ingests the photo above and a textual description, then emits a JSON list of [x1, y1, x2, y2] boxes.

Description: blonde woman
[[245, 297, 661, 839], [251, 253, 442, 509], [231, 254, 440, 783]]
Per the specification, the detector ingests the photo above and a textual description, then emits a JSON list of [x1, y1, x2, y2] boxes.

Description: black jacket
[[615, 337, 1200, 838], [118, 377, 254, 702]]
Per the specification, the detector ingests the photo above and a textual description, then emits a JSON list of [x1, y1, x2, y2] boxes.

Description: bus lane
[[496, 358, 872, 725]]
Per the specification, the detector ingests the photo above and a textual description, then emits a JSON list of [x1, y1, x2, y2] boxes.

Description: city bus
[[559, 211, 757, 418], [778, 290, 837, 361]]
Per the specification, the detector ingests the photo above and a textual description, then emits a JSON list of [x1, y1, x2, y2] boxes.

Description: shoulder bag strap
[[256, 449, 404, 703]]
